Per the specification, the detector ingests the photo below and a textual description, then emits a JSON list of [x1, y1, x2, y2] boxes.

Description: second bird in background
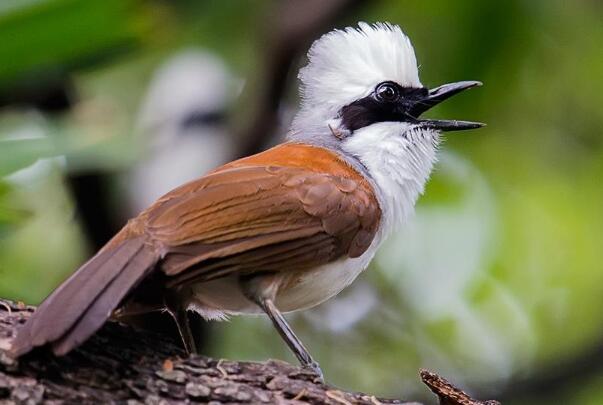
[[127, 50, 240, 213]]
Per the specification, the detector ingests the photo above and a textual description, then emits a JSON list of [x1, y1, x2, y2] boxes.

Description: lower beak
[[408, 81, 485, 132]]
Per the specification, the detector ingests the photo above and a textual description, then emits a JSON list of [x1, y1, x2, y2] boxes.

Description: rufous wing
[[139, 143, 382, 285]]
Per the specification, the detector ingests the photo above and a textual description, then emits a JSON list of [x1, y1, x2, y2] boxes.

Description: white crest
[[291, 22, 421, 133]]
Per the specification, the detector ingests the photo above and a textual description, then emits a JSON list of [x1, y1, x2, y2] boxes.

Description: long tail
[[11, 234, 158, 357]]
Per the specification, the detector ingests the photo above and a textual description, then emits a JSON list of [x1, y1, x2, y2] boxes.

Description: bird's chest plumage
[[275, 238, 381, 311], [188, 237, 381, 318]]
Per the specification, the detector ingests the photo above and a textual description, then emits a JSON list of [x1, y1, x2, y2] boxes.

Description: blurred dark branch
[[0, 298, 498, 404], [234, 0, 369, 158], [66, 171, 122, 250]]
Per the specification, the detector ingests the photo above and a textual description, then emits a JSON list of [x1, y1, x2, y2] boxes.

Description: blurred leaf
[[0, 0, 147, 88], [0, 181, 31, 236], [0, 114, 138, 177], [0, 137, 56, 176]]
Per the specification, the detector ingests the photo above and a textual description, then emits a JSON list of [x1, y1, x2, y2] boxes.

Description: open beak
[[408, 81, 484, 132]]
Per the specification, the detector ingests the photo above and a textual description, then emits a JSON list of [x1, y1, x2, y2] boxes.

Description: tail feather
[[52, 247, 157, 355], [11, 236, 158, 357], [32, 241, 140, 345]]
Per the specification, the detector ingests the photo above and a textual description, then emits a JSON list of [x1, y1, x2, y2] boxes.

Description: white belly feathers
[[187, 239, 379, 320]]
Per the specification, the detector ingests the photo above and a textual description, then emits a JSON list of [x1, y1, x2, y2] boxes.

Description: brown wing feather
[[137, 146, 381, 284]]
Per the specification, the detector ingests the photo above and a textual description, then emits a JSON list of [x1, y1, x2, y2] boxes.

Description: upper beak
[[408, 81, 485, 132]]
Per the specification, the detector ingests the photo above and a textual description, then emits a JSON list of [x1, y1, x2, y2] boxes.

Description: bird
[[10, 22, 483, 379], [128, 50, 239, 213]]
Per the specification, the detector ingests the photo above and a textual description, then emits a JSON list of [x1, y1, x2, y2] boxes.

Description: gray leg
[[259, 298, 323, 381], [164, 294, 198, 354], [241, 275, 323, 380]]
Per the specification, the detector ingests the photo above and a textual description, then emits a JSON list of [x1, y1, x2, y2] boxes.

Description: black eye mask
[[338, 82, 428, 132], [338, 80, 483, 134]]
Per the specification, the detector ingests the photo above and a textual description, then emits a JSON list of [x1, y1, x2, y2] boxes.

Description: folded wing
[[142, 161, 381, 286]]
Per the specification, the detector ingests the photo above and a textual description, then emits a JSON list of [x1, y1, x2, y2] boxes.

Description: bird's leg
[[164, 292, 198, 354], [260, 298, 324, 381], [242, 275, 324, 381]]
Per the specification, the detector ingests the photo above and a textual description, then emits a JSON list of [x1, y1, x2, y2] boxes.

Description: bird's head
[[291, 22, 482, 139], [289, 22, 484, 227]]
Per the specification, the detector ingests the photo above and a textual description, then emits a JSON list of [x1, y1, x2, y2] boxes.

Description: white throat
[[341, 122, 441, 237]]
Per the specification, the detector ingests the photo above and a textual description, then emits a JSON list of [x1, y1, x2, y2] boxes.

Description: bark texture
[[0, 299, 498, 404]]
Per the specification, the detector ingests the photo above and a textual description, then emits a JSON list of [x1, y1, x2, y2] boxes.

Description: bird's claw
[[303, 360, 324, 383]]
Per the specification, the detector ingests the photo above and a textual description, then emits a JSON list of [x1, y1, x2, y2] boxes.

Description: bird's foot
[[303, 360, 324, 383]]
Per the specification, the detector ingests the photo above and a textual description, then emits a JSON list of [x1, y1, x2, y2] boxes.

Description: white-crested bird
[[11, 22, 483, 379]]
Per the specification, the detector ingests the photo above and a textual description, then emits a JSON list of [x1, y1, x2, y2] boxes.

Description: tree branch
[[0, 298, 497, 404]]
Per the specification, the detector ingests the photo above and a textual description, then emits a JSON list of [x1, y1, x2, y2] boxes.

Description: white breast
[[342, 122, 441, 235]]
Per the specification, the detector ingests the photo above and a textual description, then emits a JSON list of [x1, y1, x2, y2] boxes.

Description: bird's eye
[[375, 82, 400, 103]]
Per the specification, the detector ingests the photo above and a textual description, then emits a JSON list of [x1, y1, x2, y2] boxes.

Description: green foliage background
[[0, 1, 602, 403]]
